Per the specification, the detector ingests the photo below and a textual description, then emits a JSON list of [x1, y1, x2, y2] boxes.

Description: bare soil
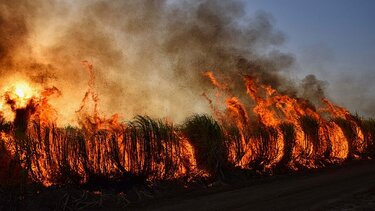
[[3, 160, 375, 210], [135, 160, 375, 211]]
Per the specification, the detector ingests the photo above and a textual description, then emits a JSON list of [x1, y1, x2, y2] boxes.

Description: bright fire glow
[[12, 81, 37, 108], [15, 82, 33, 98], [0, 80, 41, 121], [0, 69, 370, 187]]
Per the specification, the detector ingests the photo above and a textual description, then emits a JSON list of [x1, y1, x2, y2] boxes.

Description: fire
[[0, 66, 203, 186], [0, 81, 38, 122], [0, 66, 373, 188], [4, 81, 38, 109], [203, 71, 368, 170], [15, 85, 26, 98]]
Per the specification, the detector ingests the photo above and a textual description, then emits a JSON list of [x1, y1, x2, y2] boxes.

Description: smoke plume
[[0, 0, 362, 125]]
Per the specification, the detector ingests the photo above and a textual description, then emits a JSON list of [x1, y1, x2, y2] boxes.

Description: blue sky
[[245, 0, 375, 116]]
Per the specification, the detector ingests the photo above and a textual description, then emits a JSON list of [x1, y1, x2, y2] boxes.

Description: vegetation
[[248, 124, 280, 171], [333, 118, 360, 160], [277, 123, 296, 170], [183, 115, 229, 180], [0, 112, 375, 197], [363, 118, 375, 157], [299, 115, 320, 159]]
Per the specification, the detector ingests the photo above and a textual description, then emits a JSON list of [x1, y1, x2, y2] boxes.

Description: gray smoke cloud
[[300, 74, 328, 105], [1, 0, 355, 125]]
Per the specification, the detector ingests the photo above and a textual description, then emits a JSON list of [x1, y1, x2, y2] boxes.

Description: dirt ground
[[321, 186, 375, 210], [135, 160, 375, 211], [3, 160, 375, 210]]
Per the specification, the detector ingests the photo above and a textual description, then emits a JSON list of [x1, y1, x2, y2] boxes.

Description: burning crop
[[202, 71, 369, 171], [0, 1, 374, 207], [0, 63, 374, 189]]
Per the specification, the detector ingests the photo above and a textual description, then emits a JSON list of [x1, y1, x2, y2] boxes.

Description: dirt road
[[141, 161, 375, 210]]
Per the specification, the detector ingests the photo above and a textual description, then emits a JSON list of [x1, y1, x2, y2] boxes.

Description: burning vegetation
[[0, 64, 375, 190], [0, 0, 375, 208]]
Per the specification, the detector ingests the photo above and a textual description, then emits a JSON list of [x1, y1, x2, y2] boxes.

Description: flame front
[[203, 71, 367, 171], [0, 66, 373, 187]]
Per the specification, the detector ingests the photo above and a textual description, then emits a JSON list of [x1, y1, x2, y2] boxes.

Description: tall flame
[[0, 67, 372, 187]]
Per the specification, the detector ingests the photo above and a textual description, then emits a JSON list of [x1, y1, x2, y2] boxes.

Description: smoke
[[329, 73, 375, 117], [0, 0, 348, 125], [300, 74, 328, 105], [0, 0, 35, 68]]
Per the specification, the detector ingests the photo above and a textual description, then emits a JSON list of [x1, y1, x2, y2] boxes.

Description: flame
[[15, 82, 32, 97], [0, 66, 372, 187], [203, 71, 367, 169], [4, 81, 39, 109]]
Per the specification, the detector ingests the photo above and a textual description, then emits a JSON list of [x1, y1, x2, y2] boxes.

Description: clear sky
[[245, 0, 375, 116]]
